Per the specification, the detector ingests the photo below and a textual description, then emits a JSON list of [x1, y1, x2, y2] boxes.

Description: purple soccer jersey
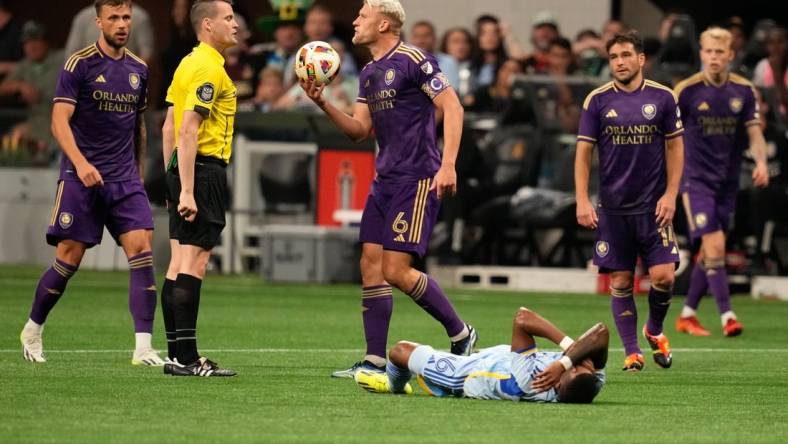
[[356, 42, 449, 182], [578, 79, 684, 214], [676, 72, 760, 194], [54, 43, 148, 182]]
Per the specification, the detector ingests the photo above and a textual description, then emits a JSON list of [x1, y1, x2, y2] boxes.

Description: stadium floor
[[2, 265, 787, 443]]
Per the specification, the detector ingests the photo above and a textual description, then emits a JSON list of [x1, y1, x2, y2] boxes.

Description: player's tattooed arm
[[135, 114, 147, 181], [51, 102, 103, 187], [511, 307, 568, 352], [300, 80, 373, 142]]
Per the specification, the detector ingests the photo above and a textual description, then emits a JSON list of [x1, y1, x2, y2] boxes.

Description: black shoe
[[450, 324, 478, 356], [165, 357, 237, 377]]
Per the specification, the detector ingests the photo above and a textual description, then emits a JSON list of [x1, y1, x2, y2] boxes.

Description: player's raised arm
[[301, 79, 373, 142], [176, 110, 204, 222], [430, 88, 463, 199], [511, 307, 574, 352], [574, 140, 597, 229], [531, 323, 609, 392], [51, 102, 103, 187]]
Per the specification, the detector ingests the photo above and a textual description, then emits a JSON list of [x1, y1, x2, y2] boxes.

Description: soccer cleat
[[450, 324, 478, 356], [622, 353, 645, 372], [723, 318, 743, 337], [165, 357, 236, 377], [131, 348, 165, 366], [20, 323, 46, 363], [354, 369, 412, 394], [330, 360, 385, 379], [676, 316, 711, 337], [643, 326, 673, 369]]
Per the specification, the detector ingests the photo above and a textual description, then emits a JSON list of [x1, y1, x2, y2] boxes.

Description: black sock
[[173, 273, 202, 365], [161, 278, 177, 359]]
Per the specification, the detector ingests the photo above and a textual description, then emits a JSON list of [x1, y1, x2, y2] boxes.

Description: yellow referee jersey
[[165, 42, 237, 163]]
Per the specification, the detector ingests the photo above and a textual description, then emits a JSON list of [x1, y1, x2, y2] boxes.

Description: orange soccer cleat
[[643, 326, 673, 369], [622, 353, 645, 372], [676, 316, 711, 337], [723, 318, 743, 337]]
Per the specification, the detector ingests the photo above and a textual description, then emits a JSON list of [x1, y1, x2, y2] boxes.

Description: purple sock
[[611, 288, 640, 355], [128, 251, 156, 334], [29, 259, 78, 324], [646, 285, 672, 335], [407, 273, 465, 338], [705, 259, 732, 315], [684, 261, 707, 311], [361, 285, 393, 360]]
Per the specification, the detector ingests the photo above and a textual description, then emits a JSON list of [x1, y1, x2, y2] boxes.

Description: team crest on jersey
[[129, 73, 140, 90], [59, 212, 74, 229], [729, 97, 743, 113], [196, 83, 215, 103], [695, 213, 708, 229], [420, 61, 433, 75], [641, 104, 657, 120], [595, 241, 610, 258], [385, 68, 396, 85]]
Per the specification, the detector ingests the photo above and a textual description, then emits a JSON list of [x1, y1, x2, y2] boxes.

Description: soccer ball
[[294, 41, 341, 86]]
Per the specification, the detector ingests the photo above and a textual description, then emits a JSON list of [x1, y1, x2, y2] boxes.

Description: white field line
[[2, 347, 788, 353]]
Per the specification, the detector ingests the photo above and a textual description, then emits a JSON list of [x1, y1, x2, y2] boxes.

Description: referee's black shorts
[[165, 155, 229, 250]]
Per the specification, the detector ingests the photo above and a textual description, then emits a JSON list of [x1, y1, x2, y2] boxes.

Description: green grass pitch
[[2, 265, 788, 443]]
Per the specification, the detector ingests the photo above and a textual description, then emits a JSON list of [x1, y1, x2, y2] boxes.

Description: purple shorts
[[359, 178, 440, 257], [681, 190, 737, 242], [593, 211, 680, 272], [46, 178, 154, 248]]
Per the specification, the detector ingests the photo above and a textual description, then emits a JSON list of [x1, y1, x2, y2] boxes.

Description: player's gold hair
[[700, 27, 733, 49], [365, 0, 406, 34]]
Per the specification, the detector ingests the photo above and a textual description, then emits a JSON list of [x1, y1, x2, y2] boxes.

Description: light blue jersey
[[408, 344, 605, 403]]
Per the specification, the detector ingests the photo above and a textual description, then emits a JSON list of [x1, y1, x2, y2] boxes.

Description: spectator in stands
[[408, 20, 459, 89], [0, 21, 62, 164], [547, 37, 581, 133], [522, 10, 560, 74], [296, 4, 357, 77], [257, 3, 306, 86], [727, 16, 747, 54], [243, 67, 286, 112], [64, 1, 153, 63], [464, 58, 522, 114], [573, 29, 606, 77], [471, 15, 509, 88], [0, 0, 22, 79], [440, 27, 475, 100], [601, 19, 627, 45], [158, 0, 195, 107], [753, 26, 788, 117]]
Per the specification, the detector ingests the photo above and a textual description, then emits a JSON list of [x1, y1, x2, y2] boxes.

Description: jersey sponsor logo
[[196, 83, 215, 103], [729, 97, 743, 113], [697, 101, 709, 111], [595, 241, 610, 258], [58, 212, 74, 229], [420, 61, 433, 75], [129, 73, 140, 90], [605, 109, 618, 118], [95, 74, 107, 83], [641, 103, 657, 120], [695, 213, 708, 229], [385, 68, 396, 85]]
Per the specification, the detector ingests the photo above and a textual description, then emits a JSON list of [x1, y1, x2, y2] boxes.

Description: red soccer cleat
[[622, 353, 645, 372], [676, 316, 711, 337], [723, 318, 743, 337]]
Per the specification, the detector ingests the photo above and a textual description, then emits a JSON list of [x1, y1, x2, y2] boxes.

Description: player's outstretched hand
[[430, 165, 457, 199], [76, 161, 104, 187], [655, 193, 676, 228], [300, 79, 326, 108], [532, 360, 565, 392], [178, 191, 198, 222], [752, 162, 769, 188], [576, 198, 598, 229]]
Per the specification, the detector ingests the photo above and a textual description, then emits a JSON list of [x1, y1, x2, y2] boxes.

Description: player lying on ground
[[355, 307, 608, 403]]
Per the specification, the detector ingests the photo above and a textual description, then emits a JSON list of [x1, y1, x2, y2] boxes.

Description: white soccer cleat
[[132, 348, 166, 366], [20, 322, 46, 363]]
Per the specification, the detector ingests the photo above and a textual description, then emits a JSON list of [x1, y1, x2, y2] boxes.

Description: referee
[[161, 0, 238, 377]]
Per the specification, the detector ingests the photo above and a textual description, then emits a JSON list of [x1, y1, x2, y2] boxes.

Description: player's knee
[[651, 272, 675, 290], [609, 275, 633, 291], [381, 262, 406, 287], [57, 242, 86, 266]]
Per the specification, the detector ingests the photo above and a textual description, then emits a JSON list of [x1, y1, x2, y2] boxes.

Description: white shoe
[[132, 348, 165, 366], [20, 322, 46, 363]]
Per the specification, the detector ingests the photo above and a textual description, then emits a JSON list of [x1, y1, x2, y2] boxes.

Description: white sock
[[450, 324, 469, 342], [364, 354, 386, 367], [135, 332, 152, 351], [24, 318, 43, 332], [721, 311, 736, 326], [680, 306, 696, 319]]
